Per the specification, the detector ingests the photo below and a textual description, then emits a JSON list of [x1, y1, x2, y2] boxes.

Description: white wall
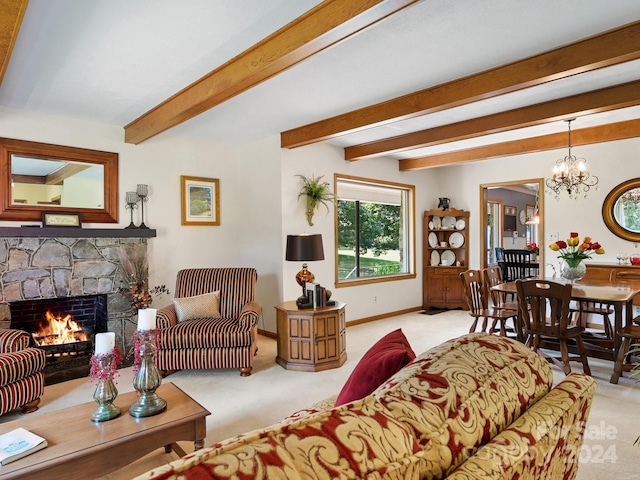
[[435, 137, 640, 273], [4, 105, 638, 332], [281, 142, 440, 321], [0, 107, 284, 330]]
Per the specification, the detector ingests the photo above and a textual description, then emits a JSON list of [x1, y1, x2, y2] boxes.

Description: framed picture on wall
[[181, 176, 220, 226], [504, 205, 517, 231]]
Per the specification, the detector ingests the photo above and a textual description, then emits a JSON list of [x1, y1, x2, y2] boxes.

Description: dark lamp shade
[[285, 234, 324, 262]]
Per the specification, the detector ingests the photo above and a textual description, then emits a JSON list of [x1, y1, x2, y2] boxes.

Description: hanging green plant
[[297, 174, 334, 226]]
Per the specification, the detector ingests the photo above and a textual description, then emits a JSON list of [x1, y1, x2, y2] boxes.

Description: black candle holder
[[125, 191, 139, 229], [136, 184, 150, 229]]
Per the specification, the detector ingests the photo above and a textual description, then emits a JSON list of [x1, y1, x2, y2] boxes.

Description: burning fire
[[32, 311, 89, 346]]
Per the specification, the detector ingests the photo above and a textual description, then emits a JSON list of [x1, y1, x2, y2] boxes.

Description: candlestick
[[125, 191, 139, 229], [129, 330, 167, 418], [137, 308, 157, 330], [94, 332, 115, 355], [137, 184, 149, 229]]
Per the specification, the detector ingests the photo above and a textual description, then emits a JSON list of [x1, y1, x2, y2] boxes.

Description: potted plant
[[297, 174, 334, 226]]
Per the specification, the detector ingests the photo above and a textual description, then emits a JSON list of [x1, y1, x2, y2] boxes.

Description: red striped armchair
[[155, 268, 261, 376], [0, 329, 46, 416]]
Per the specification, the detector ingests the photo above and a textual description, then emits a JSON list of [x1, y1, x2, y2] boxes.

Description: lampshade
[[285, 234, 324, 262]]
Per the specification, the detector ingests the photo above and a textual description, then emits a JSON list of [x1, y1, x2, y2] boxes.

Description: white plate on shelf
[[428, 232, 438, 248], [428, 221, 434, 230], [442, 216, 456, 229], [455, 218, 465, 230], [430, 250, 440, 266], [449, 232, 464, 248], [441, 250, 456, 266], [432, 216, 441, 229]]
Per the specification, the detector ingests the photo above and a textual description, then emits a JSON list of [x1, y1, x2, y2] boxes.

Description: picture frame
[[503, 205, 517, 231], [181, 176, 220, 226], [42, 212, 82, 228]]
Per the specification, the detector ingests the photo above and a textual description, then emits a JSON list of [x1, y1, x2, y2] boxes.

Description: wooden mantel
[[0, 227, 156, 238]]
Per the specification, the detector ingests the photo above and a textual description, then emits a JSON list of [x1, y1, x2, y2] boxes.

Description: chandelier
[[621, 187, 640, 205], [545, 118, 598, 200]]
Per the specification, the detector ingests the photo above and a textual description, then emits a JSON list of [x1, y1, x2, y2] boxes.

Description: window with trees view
[[335, 175, 415, 286]]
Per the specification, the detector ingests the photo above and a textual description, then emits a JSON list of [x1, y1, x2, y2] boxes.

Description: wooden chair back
[[460, 269, 487, 314], [501, 249, 538, 282], [482, 265, 507, 307], [516, 279, 572, 337]]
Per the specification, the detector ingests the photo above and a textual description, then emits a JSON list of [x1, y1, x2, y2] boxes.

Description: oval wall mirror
[[602, 178, 640, 242], [0, 138, 118, 223]]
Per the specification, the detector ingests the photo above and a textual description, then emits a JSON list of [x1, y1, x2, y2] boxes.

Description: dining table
[[491, 276, 640, 383]]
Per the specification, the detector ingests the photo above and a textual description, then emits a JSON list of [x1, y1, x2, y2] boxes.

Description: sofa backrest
[[372, 333, 554, 479], [174, 268, 257, 319]]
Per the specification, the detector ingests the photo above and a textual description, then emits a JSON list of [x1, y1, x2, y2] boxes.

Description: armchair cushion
[[173, 291, 220, 322], [0, 349, 46, 388]]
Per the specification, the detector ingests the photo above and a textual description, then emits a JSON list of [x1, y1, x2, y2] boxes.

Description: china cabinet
[[423, 208, 470, 311]]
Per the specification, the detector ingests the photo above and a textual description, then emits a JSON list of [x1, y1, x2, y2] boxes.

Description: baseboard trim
[[258, 329, 277, 339], [346, 306, 423, 327], [258, 306, 423, 337]]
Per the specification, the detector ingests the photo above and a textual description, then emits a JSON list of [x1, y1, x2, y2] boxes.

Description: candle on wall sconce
[[136, 184, 149, 229]]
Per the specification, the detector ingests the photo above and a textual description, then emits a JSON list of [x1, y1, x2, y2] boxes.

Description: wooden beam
[[0, 0, 28, 86], [399, 118, 640, 170], [124, 0, 419, 144], [281, 20, 640, 148], [345, 80, 640, 160]]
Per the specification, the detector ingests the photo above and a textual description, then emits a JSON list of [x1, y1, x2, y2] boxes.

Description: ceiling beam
[[0, 0, 28, 87], [281, 20, 640, 148], [399, 118, 640, 170], [124, 0, 419, 145], [344, 80, 640, 160]]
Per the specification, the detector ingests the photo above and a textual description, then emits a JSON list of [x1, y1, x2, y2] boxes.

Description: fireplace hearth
[[10, 294, 108, 385]]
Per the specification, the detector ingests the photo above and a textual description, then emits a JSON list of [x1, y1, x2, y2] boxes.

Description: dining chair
[[611, 324, 640, 383], [570, 268, 614, 340], [515, 279, 591, 376], [501, 249, 538, 282], [482, 265, 521, 339], [460, 269, 517, 336]]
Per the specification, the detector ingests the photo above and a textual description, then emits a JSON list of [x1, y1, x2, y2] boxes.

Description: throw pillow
[[335, 328, 415, 406], [173, 291, 220, 322]]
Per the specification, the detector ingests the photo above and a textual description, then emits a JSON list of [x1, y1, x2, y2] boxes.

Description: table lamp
[[286, 234, 324, 306]]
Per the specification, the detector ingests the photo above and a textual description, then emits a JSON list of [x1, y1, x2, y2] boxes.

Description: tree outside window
[[335, 175, 415, 285]]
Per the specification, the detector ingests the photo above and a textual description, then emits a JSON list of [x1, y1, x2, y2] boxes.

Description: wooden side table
[[275, 301, 347, 372]]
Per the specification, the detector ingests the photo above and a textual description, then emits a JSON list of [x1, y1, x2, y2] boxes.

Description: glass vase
[[560, 260, 586, 283]]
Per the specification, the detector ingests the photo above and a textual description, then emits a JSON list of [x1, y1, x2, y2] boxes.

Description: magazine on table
[[0, 427, 47, 466]]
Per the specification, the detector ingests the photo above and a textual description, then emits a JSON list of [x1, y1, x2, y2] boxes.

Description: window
[[335, 174, 415, 286]]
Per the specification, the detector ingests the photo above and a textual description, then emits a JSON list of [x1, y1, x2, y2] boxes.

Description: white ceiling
[[2, 0, 639, 164]]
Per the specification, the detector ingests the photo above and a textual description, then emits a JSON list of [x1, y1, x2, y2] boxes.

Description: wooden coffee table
[[0, 382, 210, 480]]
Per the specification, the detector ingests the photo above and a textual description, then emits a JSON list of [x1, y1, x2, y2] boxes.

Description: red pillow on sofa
[[335, 328, 415, 406]]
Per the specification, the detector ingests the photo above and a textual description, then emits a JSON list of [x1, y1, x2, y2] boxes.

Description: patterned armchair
[[0, 329, 46, 416], [155, 268, 261, 376]]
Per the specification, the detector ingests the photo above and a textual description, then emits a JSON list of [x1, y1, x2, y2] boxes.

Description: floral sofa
[[135, 333, 596, 480]]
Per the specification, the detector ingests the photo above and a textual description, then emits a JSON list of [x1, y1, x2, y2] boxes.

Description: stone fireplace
[[0, 229, 156, 384]]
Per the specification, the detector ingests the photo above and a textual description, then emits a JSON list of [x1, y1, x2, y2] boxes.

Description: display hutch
[[423, 208, 470, 311]]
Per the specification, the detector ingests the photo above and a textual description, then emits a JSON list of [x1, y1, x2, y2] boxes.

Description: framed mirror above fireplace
[[0, 137, 118, 223]]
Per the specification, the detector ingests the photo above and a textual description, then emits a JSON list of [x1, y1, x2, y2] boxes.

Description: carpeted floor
[[1, 309, 639, 479]]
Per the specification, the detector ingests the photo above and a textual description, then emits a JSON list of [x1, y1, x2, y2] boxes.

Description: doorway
[[479, 179, 544, 270]]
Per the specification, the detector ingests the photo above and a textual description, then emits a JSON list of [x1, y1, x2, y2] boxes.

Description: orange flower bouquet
[[548, 232, 604, 268]]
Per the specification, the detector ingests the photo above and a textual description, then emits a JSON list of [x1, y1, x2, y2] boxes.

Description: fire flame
[[32, 311, 89, 346]]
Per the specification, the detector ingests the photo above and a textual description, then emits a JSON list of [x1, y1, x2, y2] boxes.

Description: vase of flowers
[[549, 232, 604, 283], [526, 242, 539, 261]]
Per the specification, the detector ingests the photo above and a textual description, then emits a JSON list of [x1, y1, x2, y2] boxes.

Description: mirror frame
[[479, 178, 544, 270], [602, 178, 640, 242], [0, 137, 118, 223]]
